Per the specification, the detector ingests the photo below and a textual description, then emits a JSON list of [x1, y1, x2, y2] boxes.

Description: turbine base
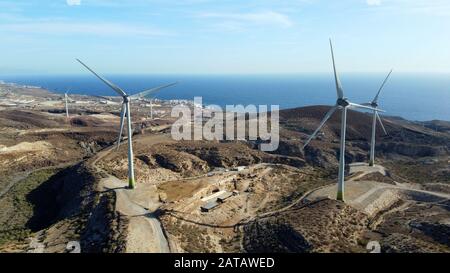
[[336, 191, 345, 202], [128, 178, 136, 189]]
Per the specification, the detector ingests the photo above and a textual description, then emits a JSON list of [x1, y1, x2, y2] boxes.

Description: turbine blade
[[349, 102, 385, 112], [373, 69, 393, 103], [376, 112, 388, 135], [129, 82, 178, 99], [303, 106, 338, 149], [117, 103, 127, 150], [76, 59, 127, 97], [329, 39, 344, 99]]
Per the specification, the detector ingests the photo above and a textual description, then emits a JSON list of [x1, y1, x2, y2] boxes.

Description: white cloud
[[67, 0, 81, 6], [0, 21, 171, 37], [365, 0, 450, 16], [198, 11, 293, 29], [367, 0, 382, 6]]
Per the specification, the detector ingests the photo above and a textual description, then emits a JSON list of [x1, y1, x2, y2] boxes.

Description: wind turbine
[[302, 40, 381, 201], [362, 70, 392, 166], [64, 88, 71, 118], [76, 59, 176, 189], [129, 82, 178, 119]]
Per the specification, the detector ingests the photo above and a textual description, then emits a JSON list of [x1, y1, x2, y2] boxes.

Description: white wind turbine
[[362, 70, 392, 166], [130, 82, 178, 119], [64, 88, 72, 119], [77, 59, 176, 189], [302, 40, 382, 201]]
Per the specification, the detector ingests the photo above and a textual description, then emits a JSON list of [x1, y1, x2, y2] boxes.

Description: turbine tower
[[362, 70, 392, 166], [302, 40, 381, 201], [77, 59, 176, 189], [64, 89, 71, 118]]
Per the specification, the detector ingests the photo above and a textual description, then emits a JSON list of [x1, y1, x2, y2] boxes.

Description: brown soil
[[243, 199, 369, 253], [158, 180, 209, 202]]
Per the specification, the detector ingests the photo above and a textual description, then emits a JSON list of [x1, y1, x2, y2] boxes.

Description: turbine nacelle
[[337, 98, 350, 107]]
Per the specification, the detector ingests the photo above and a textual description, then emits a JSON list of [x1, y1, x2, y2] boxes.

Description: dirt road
[[91, 133, 172, 253]]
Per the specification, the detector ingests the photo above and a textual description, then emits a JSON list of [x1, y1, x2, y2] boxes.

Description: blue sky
[[1, 0, 450, 74]]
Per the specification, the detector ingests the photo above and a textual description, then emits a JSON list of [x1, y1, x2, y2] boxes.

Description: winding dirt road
[[90, 133, 172, 253]]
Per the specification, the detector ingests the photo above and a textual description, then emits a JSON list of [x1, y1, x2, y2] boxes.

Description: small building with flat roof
[[201, 201, 220, 212], [216, 192, 233, 203], [200, 190, 236, 212]]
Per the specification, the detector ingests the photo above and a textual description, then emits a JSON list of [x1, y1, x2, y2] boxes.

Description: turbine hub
[[371, 102, 378, 108], [123, 96, 130, 103], [337, 98, 349, 107]]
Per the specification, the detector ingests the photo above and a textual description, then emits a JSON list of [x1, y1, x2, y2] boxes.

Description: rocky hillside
[[243, 199, 369, 253], [243, 198, 450, 253], [0, 162, 127, 253], [274, 106, 450, 167]]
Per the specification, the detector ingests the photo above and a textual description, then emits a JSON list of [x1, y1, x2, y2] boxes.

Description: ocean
[[1, 73, 449, 121]]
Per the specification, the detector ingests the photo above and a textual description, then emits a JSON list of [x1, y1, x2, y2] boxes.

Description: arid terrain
[[0, 82, 449, 253]]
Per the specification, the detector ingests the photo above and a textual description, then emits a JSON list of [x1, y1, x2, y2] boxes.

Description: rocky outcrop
[[243, 199, 369, 253], [243, 219, 313, 253], [378, 142, 448, 157], [19, 163, 127, 253], [152, 151, 210, 175], [172, 141, 305, 169], [381, 233, 449, 253]]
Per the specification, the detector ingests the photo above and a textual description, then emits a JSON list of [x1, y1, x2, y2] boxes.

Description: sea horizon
[[1, 73, 449, 122]]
